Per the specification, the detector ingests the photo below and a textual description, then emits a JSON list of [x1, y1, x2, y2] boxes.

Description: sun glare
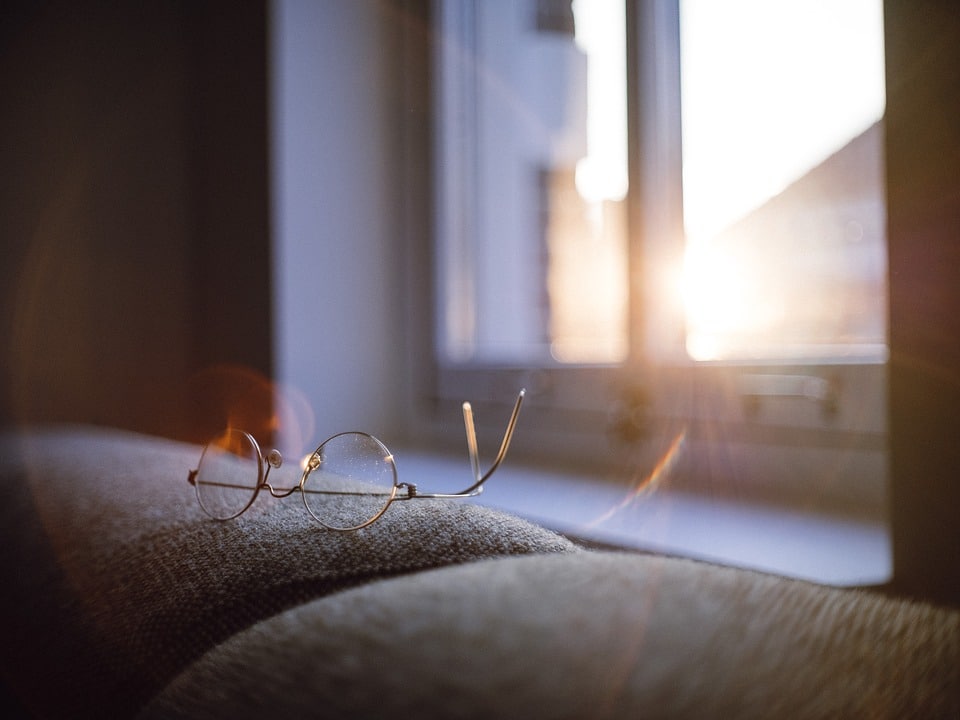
[[679, 0, 887, 360], [682, 246, 745, 351], [681, 242, 774, 361]]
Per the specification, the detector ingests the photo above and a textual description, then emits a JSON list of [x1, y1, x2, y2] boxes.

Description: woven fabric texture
[[0, 427, 578, 719], [143, 552, 960, 720]]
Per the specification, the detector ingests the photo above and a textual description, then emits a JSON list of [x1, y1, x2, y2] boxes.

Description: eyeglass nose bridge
[[263, 483, 298, 499], [260, 449, 292, 498]]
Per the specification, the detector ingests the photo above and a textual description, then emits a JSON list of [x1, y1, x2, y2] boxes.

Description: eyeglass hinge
[[399, 482, 419, 498]]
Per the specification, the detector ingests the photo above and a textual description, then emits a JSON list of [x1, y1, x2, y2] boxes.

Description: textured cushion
[[141, 551, 960, 720], [0, 427, 577, 718]]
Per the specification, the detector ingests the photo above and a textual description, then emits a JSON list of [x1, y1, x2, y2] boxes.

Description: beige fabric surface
[[141, 551, 960, 720], [0, 427, 577, 718]]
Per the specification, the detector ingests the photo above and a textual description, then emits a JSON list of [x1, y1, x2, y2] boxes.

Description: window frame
[[399, 0, 888, 519]]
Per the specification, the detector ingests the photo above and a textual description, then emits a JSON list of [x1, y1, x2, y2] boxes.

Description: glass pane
[[301, 432, 397, 531], [194, 428, 260, 520], [436, 0, 628, 364], [678, 0, 888, 362]]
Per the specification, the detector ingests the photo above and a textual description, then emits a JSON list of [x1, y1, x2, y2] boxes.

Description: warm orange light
[[188, 364, 315, 456], [585, 429, 686, 528]]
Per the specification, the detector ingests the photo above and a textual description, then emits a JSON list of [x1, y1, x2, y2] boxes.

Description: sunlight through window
[[679, 0, 888, 361], [436, 0, 628, 365]]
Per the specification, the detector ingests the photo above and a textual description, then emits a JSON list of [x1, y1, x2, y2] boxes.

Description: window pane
[[678, 0, 888, 362], [436, 0, 628, 365]]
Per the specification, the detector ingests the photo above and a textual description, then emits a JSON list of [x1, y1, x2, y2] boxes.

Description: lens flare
[[188, 364, 315, 456], [586, 429, 686, 529]]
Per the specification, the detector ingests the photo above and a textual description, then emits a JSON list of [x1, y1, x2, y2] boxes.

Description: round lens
[[301, 432, 397, 530], [194, 429, 261, 520]]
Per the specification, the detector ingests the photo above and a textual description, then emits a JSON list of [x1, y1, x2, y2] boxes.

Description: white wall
[[271, 0, 403, 448]]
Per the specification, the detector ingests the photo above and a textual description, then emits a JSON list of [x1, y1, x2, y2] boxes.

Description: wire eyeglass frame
[[188, 390, 525, 531]]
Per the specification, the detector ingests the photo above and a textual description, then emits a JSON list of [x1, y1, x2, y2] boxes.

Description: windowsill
[[397, 449, 892, 588]]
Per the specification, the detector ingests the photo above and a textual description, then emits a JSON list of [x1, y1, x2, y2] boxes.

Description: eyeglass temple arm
[[455, 389, 525, 496]]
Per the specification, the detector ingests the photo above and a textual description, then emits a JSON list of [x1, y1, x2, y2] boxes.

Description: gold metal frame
[[188, 390, 525, 531]]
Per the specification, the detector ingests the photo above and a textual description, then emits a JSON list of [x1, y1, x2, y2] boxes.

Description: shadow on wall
[[0, 0, 271, 440]]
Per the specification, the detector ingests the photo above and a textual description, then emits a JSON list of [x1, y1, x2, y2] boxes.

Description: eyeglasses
[[188, 390, 525, 531]]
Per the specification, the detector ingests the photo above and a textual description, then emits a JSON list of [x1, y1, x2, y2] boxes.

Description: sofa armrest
[[143, 551, 960, 719], [0, 427, 577, 718]]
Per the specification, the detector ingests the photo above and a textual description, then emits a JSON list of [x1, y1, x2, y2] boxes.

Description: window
[[436, 0, 629, 365], [424, 0, 888, 522], [679, 0, 887, 363]]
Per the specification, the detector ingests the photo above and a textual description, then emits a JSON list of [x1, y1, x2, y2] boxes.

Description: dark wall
[[0, 1, 271, 441], [885, 0, 960, 605]]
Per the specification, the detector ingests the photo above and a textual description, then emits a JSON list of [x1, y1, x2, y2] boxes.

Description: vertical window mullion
[[626, 0, 686, 368]]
